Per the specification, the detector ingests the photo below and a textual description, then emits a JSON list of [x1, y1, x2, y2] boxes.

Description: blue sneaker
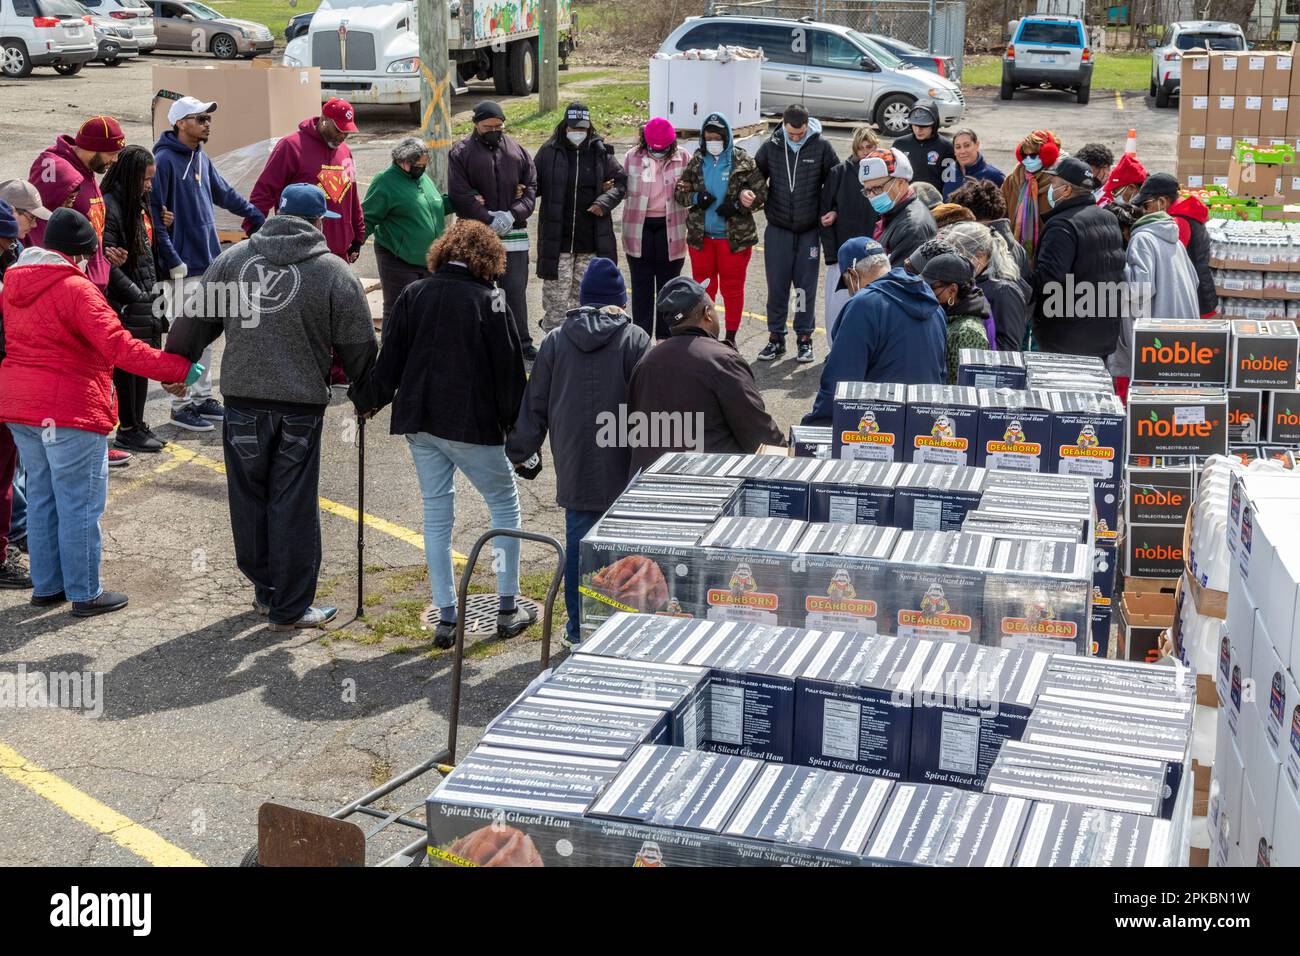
[[192, 398, 225, 422], [170, 405, 215, 432]]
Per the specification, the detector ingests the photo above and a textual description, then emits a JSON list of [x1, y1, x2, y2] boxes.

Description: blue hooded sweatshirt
[[698, 112, 733, 240], [960, 153, 1005, 188], [803, 267, 947, 424], [151, 130, 265, 277]]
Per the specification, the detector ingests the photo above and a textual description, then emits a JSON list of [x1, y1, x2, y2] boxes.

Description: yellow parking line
[[717, 304, 827, 335], [161, 442, 462, 561], [0, 741, 205, 867], [1114, 90, 1124, 111]]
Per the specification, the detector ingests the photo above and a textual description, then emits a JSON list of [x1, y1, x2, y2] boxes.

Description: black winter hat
[[43, 207, 99, 257]]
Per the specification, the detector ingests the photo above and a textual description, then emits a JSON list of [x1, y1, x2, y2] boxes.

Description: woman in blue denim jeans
[[350, 220, 534, 648]]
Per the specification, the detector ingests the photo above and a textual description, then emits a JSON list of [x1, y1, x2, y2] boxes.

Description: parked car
[[1001, 14, 1093, 104], [659, 14, 964, 133], [0, 0, 97, 77], [285, 10, 311, 41], [75, 0, 138, 64], [1149, 20, 1247, 108], [145, 0, 273, 58], [865, 32, 956, 80], [79, 0, 155, 51]]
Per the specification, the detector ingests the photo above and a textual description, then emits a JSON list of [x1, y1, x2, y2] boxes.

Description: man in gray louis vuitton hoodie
[[166, 184, 377, 631]]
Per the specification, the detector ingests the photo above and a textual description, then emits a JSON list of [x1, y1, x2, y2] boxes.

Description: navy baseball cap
[[836, 237, 886, 289], [278, 183, 341, 220]]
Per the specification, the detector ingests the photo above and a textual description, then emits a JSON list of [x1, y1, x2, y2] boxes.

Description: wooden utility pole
[[540, 0, 559, 112], [419, 0, 452, 191]]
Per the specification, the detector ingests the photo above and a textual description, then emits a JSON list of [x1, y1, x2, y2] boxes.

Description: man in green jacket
[[362, 137, 452, 338]]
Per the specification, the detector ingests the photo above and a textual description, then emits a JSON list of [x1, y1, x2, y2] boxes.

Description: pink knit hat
[[643, 117, 676, 152]]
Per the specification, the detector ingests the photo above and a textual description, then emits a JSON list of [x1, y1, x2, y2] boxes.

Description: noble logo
[[238, 256, 301, 316], [1139, 336, 1221, 365], [1132, 487, 1184, 507], [1133, 541, 1182, 561], [1135, 409, 1218, 438]]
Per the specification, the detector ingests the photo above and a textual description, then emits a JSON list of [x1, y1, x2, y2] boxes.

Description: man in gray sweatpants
[[753, 105, 839, 366]]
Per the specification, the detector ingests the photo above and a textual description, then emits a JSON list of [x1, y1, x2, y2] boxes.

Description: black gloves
[[714, 198, 739, 218], [514, 452, 543, 480], [694, 190, 716, 210]]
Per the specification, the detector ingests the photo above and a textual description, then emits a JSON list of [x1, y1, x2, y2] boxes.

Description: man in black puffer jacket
[[1029, 158, 1127, 358], [890, 103, 960, 199], [754, 105, 838, 365]]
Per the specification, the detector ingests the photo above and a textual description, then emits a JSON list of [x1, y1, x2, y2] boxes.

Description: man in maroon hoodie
[[27, 115, 126, 292], [247, 98, 364, 263]]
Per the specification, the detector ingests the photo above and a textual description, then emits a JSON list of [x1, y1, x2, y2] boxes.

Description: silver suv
[[1149, 21, 1247, 108], [0, 0, 97, 77], [1001, 14, 1093, 104], [658, 15, 965, 134]]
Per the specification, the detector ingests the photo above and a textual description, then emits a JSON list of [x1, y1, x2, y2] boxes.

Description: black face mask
[[480, 130, 503, 148], [404, 163, 428, 180]]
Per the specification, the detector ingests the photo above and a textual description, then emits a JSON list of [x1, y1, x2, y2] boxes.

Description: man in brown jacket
[[626, 277, 784, 475]]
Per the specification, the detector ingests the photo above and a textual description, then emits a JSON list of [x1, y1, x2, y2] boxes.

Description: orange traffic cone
[[1124, 128, 1137, 155]]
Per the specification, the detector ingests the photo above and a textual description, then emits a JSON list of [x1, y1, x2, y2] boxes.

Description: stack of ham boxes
[[1177, 50, 1298, 207], [1213, 470, 1300, 866]]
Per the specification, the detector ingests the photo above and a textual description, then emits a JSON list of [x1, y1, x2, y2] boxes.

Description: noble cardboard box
[[1126, 386, 1228, 459], [1266, 389, 1300, 443], [908, 643, 1047, 789], [904, 384, 980, 467], [151, 62, 322, 161], [1011, 802, 1173, 866], [1231, 319, 1299, 389], [975, 388, 1053, 472], [1181, 52, 1212, 97], [1209, 52, 1242, 96], [424, 745, 624, 867], [1125, 462, 1195, 526], [1130, 319, 1230, 385], [831, 381, 907, 462], [792, 631, 930, 779], [1229, 389, 1265, 443]]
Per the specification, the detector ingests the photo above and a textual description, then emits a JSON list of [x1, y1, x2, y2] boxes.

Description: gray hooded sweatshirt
[[166, 214, 376, 408], [1110, 211, 1200, 378]]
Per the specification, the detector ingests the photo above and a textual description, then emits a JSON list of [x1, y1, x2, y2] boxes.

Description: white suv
[[0, 0, 97, 77], [1149, 21, 1246, 108], [79, 0, 155, 51]]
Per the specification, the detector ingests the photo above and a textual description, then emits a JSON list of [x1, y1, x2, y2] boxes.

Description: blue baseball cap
[[278, 183, 341, 220], [836, 237, 885, 289]]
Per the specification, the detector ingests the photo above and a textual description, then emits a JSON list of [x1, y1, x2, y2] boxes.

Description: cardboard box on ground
[[151, 62, 323, 233]]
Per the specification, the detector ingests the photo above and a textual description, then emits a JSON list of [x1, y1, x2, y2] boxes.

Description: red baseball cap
[[322, 97, 358, 133]]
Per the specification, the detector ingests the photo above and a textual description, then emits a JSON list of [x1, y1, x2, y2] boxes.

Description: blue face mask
[[1046, 185, 1058, 209], [869, 191, 895, 214], [1022, 156, 1043, 173]]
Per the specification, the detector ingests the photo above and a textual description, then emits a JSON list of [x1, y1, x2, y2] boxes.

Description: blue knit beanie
[[579, 257, 627, 307]]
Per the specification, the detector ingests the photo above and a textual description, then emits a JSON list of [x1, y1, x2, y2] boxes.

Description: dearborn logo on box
[[707, 563, 778, 610], [897, 583, 972, 633]]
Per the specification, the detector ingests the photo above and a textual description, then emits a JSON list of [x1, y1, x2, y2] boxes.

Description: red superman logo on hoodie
[[316, 165, 354, 204], [86, 196, 105, 240]]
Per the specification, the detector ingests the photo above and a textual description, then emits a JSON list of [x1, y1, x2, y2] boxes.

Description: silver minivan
[[658, 15, 965, 134]]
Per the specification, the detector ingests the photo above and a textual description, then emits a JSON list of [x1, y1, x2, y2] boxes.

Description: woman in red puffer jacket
[[0, 208, 199, 618]]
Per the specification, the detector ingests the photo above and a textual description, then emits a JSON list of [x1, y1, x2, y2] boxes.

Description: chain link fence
[[706, 0, 968, 73]]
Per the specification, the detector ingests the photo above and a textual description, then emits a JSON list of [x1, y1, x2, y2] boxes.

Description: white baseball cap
[[167, 96, 218, 125], [858, 147, 914, 184]]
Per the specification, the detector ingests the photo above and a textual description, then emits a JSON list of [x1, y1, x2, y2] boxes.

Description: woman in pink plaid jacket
[[621, 118, 690, 341]]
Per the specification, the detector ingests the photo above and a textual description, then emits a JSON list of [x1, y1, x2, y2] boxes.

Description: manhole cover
[[420, 593, 543, 635]]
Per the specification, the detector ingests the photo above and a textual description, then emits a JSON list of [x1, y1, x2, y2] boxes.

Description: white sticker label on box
[[827, 495, 857, 525], [742, 488, 771, 517], [710, 684, 745, 745], [822, 698, 861, 761], [1246, 96, 1263, 110], [1291, 177, 1300, 190], [1193, 57, 1209, 71], [1280, 56, 1294, 70], [299, 71, 309, 84], [1219, 96, 1236, 109], [1194, 96, 1209, 110], [1217, 136, 1234, 150], [1189, 175, 1205, 188], [912, 499, 944, 532], [1190, 135, 1206, 149], [1250, 56, 1266, 70], [1274, 97, 1289, 111], [1224, 57, 1238, 70], [1174, 405, 1207, 425], [1214, 175, 1230, 187], [938, 711, 980, 775]]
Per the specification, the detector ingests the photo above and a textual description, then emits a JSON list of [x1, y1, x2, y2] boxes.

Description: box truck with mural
[[283, 0, 574, 121]]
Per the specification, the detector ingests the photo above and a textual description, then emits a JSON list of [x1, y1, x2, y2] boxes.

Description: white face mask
[[566, 130, 587, 146], [706, 140, 724, 156]]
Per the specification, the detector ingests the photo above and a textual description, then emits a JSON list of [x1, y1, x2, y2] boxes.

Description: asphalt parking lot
[[0, 54, 1178, 866]]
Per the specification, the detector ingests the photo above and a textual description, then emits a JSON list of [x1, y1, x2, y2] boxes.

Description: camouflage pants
[[541, 253, 595, 333]]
